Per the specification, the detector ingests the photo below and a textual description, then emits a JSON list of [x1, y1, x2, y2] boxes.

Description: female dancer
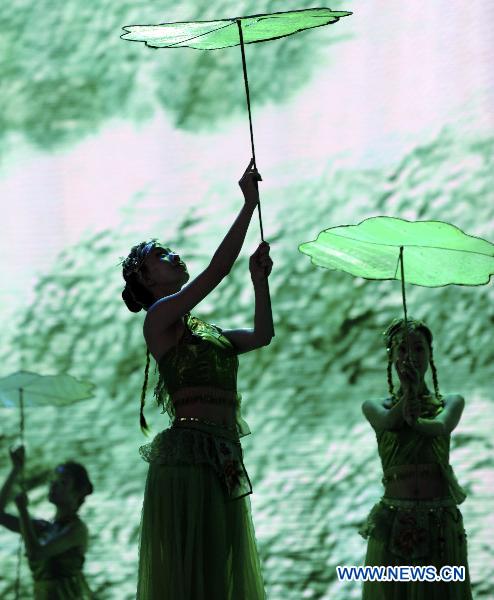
[[121, 160, 272, 599], [0, 445, 93, 599], [360, 318, 472, 599]]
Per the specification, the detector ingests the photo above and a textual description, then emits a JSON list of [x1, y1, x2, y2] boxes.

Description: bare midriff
[[172, 386, 237, 429], [383, 463, 448, 500]]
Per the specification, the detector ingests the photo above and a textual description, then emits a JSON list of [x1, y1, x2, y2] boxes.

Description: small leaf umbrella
[[0, 371, 95, 445], [121, 7, 353, 336], [299, 216, 494, 332], [0, 370, 94, 600]]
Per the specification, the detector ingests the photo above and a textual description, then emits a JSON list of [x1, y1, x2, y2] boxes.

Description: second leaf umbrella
[[299, 216, 494, 344]]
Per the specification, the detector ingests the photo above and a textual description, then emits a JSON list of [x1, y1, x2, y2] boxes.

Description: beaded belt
[[173, 416, 238, 432]]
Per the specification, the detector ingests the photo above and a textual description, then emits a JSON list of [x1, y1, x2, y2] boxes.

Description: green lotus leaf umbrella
[[122, 8, 353, 337], [299, 216, 494, 329], [121, 8, 352, 50], [0, 371, 95, 444]]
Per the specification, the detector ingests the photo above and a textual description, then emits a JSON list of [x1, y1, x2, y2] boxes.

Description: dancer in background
[[121, 159, 272, 599], [360, 318, 472, 599], [0, 445, 93, 599]]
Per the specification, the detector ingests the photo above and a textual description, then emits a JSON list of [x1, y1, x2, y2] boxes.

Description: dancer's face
[[142, 246, 190, 290], [48, 466, 79, 506], [391, 330, 430, 380]]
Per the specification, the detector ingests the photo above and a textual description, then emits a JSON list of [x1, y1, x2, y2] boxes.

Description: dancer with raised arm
[[0, 445, 93, 599], [360, 318, 472, 599], [121, 160, 272, 599]]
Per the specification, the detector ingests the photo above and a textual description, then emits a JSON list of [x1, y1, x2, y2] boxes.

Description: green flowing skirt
[[361, 498, 472, 600], [136, 425, 266, 600]]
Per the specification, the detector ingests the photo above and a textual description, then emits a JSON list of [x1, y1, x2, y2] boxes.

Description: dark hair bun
[[122, 284, 143, 313]]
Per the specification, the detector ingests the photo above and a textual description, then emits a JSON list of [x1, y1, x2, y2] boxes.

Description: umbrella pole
[[15, 387, 25, 600], [236, 19, 264, 239], [398, 247, 408, 325], [399, 246, 410, 354], [236, 19, 275, 338], [19, 387, 25, 448]]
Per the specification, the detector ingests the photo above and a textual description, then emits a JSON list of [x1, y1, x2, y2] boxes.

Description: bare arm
[[0, 446, 24, 512], [0, 511, 21, 533], [222, 243, 274, 353], [16, 496, 86, 561], [0, 511, 49, 536], [0, 467, 20, 513], [145, 163, 260, 334], [362, 397, 406, 432], [411, 394, 464, 437]]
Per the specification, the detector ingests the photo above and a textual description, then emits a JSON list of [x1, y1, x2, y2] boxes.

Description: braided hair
[[121, 240, 161, 434], [383, 317, 441, 401]]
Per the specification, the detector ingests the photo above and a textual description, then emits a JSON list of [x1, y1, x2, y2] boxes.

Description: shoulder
[[362, 397, 394, 412], [33, 518, 51, 535], [442, 393, 465, 411], [63, 517, 89, 547], [58, 517, 88, 540]]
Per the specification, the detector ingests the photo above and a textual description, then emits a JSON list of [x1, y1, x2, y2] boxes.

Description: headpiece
[[383, 317, 432, 352], [121, 240, 160, 281]]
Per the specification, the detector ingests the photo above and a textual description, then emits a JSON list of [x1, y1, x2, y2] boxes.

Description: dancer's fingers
[[243, 158, 255, 175]]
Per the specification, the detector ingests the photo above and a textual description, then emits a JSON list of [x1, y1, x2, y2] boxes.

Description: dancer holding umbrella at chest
[[0, 445, 94, 599], [121, 160, 273, 599]]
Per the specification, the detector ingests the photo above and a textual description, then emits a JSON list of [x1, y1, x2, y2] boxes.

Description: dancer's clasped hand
[[239, 158, 262, 209], [398, 359, 421, 424]]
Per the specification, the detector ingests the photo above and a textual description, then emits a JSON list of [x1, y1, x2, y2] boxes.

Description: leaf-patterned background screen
[[1, 1, 493, 598]]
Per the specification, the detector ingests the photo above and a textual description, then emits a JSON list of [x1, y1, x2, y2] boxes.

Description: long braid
[[428, 348, 442, 400], [386, 355, 396, 400], [140, 349, 151, 435]]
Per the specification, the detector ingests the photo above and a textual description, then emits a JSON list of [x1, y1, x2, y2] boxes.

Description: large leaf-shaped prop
[[121, 8, 352, 50], [299, 216, 494, 287], [0, 370, 95, 445], [0, 371, 95, 408]]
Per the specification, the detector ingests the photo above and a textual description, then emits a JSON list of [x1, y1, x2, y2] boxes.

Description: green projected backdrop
[[1, 1, 493, 598]]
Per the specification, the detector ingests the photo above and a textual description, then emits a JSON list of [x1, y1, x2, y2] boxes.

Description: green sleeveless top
[[376, 395, 466, 504], [154, 313, 250, 436]]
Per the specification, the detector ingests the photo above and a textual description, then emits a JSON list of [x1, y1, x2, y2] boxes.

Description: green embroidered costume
[[136, 314, 265, 599], [360, 396, 472, 599]]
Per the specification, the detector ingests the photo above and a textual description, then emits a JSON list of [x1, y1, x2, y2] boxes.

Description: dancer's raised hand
[[239, 158, 262, 209], [249, 242, 273, 283]]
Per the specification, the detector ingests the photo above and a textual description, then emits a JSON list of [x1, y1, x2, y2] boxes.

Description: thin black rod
[[15, 387, 25, 600], [19, 387, 25, 447], [236, 19, 265, 242], [399, 246, 410, 355]]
